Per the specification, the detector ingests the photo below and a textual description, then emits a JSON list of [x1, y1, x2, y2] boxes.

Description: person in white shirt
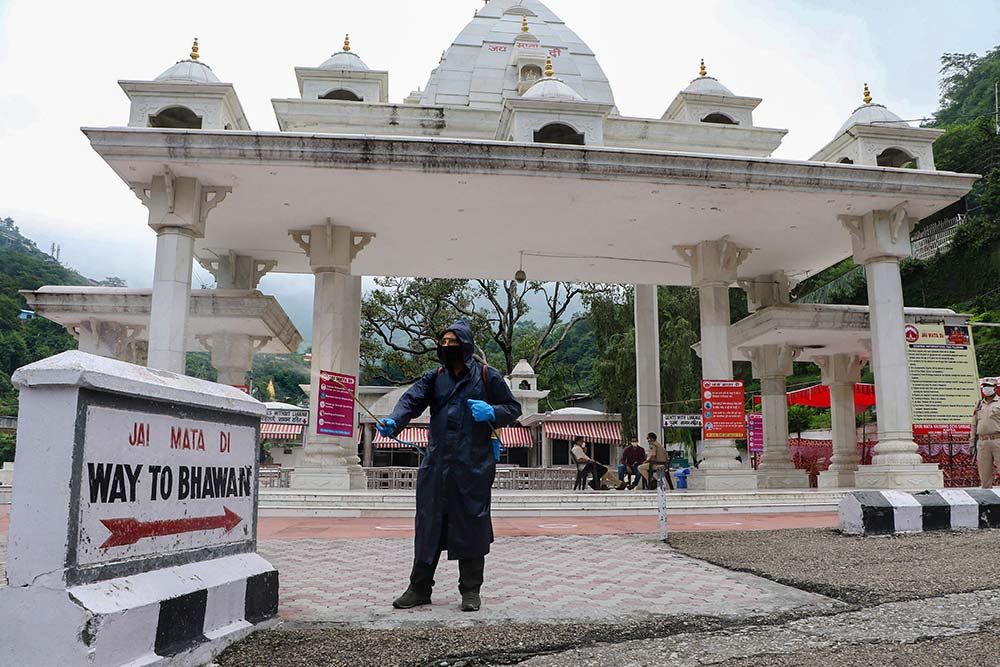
[[571, 436, 608, 491]]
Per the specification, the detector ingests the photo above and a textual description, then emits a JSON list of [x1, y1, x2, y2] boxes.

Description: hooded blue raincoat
[[388, 319, 522, 564]]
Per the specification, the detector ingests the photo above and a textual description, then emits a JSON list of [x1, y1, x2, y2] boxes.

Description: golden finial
[[699, 58, 707, 77], [190, 38, 200, 61], [545, 56, 554, 78], [343, 34, 351, 52], [863, 82, 872, 104], [522, 16, 529, 32]]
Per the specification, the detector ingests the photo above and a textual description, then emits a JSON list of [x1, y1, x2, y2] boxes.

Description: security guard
[[972, 378, 1000, 489]]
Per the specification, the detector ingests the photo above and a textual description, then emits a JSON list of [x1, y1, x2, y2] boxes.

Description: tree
[[361, 277, 599, 383], [787, 405, 813, 438], [585, 285, 706, 443], [96, 277, 127, 287]]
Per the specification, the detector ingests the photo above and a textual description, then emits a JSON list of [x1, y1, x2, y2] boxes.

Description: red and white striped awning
[[543, 420, 622, 445], [371, 426, 534, 449], [261, 423, 304, 440], [497, 426, 533, 448], [373, 427, 429, 450]]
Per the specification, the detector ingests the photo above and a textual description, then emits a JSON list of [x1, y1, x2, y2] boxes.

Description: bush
[[0, 433, 15, 464]]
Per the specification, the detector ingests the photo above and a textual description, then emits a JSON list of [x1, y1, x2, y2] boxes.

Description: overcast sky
[[1, 0, 998, 341]]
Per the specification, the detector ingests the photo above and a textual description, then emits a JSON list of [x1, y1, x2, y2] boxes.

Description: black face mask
[[439, 345, 464, 366]]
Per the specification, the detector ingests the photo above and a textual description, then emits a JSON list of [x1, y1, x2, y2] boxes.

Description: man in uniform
[[973, 378, 1000, 489], [379, 319, 522, 612]]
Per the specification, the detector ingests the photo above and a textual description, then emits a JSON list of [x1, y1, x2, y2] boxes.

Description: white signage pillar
[[843, 207, 944, 488], [289, 222, 373, 490], [816, 353, 867, 488], [676, 239, 757, 490], [634, 284, 662, 443], [744, 344, 808, 488], [0, 351, 277, 667]]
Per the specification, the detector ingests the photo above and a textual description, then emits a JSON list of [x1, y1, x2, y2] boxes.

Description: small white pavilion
[[80, 0, 976, 491]]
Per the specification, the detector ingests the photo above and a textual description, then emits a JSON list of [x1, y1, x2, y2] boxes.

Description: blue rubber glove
[[468, 399, 495, 423], [377, 418, 397, 437]]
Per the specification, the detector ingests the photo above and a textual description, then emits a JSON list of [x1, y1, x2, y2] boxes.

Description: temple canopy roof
[[84, 129, 977, 287]]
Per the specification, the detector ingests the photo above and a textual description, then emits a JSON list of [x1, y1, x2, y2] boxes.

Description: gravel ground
[[717, 621, 1000, 667], [519, 589, 1000, 667], [214, 615, 742, 667], [668, 528, 1000, 605]]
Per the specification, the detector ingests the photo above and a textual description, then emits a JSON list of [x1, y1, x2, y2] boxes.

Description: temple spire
[[343, 34, 351, 52], [863, 82, 872, 104], [190, 38, 200, 61], [545, 56, 554, 77], [699, 58, 707, 77]]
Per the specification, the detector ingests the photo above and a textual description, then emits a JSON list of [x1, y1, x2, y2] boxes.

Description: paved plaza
[[0, 506, 839, 628], [258, 534, 839, 627]]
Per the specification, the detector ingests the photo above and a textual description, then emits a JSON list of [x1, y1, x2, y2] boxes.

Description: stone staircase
[[258, 488, 850, 518]]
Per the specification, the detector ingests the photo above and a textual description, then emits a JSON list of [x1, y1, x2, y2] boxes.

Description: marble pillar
[[290, 222, 373, 490], [634, 284, 662, 443], [131, 172, 230, 374], [745, 345, 808, 488], [842, 207, 943, 488], [676, 239, 757, 490], [816, 353, 867, 488]]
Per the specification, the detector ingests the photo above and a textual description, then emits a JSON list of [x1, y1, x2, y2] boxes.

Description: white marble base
[[756, 469, 810, 489], [853, 464, 944, 490], [818, 469, 858, 489], [291, 465, 367, 490], [685, 469, 758, 491]]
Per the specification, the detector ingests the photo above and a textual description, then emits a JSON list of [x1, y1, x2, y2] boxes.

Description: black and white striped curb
[[840, 489, 1000, 536], [154, 569, 278, 658]]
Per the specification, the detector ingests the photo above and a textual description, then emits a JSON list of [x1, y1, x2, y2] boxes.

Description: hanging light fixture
[[514, 251, 526, 284]]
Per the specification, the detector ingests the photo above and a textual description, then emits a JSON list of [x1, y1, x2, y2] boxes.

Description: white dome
[[523, 77, 584, 101], [683, 76, 734, 96], [419, 0, 614, 110], [836, 103, 908, 137], [155, 59, 220, 84], [320, 50, 370, 71]]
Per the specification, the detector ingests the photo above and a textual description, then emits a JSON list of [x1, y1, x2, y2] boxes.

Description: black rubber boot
[[458, 558, 485, 612], [393, 559, 437, 609]]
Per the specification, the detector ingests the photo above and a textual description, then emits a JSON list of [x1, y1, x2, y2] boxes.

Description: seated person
[[570, 436, 608, 491], [617, 439, 646, 490], [638, 432, 673, 490]]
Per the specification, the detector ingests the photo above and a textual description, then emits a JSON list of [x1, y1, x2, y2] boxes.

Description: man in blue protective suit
[[379, 319, 522, 612]]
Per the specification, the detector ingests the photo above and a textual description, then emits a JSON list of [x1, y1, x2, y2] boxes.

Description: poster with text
[[905, 323, 980, 437], [317, 371, 356, 438], [701, 380, 746, 439]]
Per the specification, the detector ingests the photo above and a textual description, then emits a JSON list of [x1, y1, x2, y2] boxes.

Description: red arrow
[[99, 507, 243, 549]]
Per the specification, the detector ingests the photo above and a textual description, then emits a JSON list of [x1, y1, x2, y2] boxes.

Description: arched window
[[320, 89, 363, 102], [701, 112, 738, 125], [876, 147, 917, 169], [520, 65, 542, 84], [838, 157, 854, 164], [533, 123, 585, 146], [518, 380, 531, 390], [148, 106, 202, 129]]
